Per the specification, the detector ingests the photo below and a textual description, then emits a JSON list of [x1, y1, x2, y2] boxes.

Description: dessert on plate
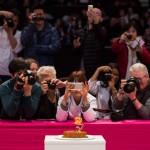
[[63, 117, 88, 138]]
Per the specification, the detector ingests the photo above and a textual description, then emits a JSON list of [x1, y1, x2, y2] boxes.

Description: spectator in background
[[73, 7, 107, 80], [0, 10, 22, 83], [112, 22, 150, 79], [0, 57, 41, 120], [112, 63, 150, 119], [26, 58, 39, 81], [21, 3, 61, 66], [88, 63, 121, 119], [56, 71, 97, 122]]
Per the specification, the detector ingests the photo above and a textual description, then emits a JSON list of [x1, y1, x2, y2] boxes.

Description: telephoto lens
[[123, 77, 139, 93]]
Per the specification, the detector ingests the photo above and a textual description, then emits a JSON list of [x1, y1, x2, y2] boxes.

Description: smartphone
[[68, 82, 83, 90], [88, 5, 93, 11]]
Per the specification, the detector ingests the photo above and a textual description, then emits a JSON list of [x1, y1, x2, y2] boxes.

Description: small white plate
[[55, 135, 95, 140]]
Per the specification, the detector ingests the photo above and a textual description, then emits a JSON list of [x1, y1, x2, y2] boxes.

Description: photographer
[[35, 66, 66, 119], [56, 71, 97, 122], [112, 63, 150, 119], [73, 7, 106, 79], [0, 57, 41, 120], [88, 63, 120, 119], [0, 9, 22, 83], [112, 22, 150, 79], [21, 3, 61, 66]]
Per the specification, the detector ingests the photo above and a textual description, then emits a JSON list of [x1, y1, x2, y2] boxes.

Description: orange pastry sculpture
[[63, 117, 88, 138]]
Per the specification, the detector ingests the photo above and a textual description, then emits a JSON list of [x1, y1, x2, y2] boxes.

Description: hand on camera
[[28, 13, 37, 23], [23, 76, 32, 96], [62, 82, 72, 105], [41, 81, 49, 94]]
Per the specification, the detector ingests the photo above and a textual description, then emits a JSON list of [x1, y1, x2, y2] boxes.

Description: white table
[[44, 135, 106, 150]]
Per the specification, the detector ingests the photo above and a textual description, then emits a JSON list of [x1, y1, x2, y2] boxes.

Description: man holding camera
[[73, 7, 106, 80], [0, 57, 41, 120], [21, 3, 61, 66], [0, 10, 22, 83], [112, 63, 150, 119]]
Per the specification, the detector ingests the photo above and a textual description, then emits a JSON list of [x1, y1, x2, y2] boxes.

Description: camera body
[[6, 18, 14, 28], [23, 70, 36, 85], [98, 70, 112, 82], [123, 77, 139, 93], [47, 80, 56, 90], [126, 34, 132, 40], [98, 70, 112, 87], [32, 16, 44, 21]]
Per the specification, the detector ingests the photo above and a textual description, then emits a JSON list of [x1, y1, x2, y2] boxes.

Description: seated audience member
[[56, 71, 97, 122], [0, 10, 23, 83], [88, 63, 121, 119], [112, 63, 150, 119], [35, 66, 60, 119], [111, 22, 150, 79], [0, 57, 41, 120]]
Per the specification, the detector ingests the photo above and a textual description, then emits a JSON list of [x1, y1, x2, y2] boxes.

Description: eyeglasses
[[134, 75, 147, 81]]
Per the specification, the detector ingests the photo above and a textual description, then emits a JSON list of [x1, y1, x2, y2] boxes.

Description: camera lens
[[23, 70, 36, 85], [127, 34, 132, 40], [123, 82, 135, 93], [7, 19, 14, 28]]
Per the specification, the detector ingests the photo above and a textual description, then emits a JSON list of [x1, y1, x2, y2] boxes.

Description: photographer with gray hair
[[112, 63, 150, 119], [35, 66, 65, 119]]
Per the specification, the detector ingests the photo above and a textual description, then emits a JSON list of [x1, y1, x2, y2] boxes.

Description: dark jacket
[[21, 22, 61, 66], [73, 22, 107, 79]]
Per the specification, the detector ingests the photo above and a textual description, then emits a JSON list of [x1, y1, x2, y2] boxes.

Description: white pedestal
[[44, 135, 106, 150]]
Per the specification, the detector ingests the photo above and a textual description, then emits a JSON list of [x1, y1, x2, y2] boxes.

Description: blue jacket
[[21, 22, 61, 66], [0, 79, 42, 120]]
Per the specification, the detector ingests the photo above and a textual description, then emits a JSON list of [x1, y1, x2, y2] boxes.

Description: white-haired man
[[112, 63, 150, 119]]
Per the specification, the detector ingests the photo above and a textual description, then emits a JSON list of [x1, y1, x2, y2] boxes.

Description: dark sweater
[[0, 78, 42, 120]]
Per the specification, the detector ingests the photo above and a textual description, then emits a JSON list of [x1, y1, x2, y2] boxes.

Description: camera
[[47, 80, 56, 90], [98, 70, 112, 82], [127, 34, 132, 40], [23, 70, 36, 85], [68, 82, 83, 90], [73, 32, 79, 40], [123, 77, 139, 93], [98, 70, 112, 87], [32, 16, 44, 21], [6, 18, 14, 28]]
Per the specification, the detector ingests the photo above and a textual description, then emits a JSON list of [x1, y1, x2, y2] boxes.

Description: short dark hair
[[8, 57, 27, 75], [31, 3, 46, 13]]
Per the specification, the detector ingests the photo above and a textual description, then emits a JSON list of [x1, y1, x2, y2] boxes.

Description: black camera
[[98, 70, 112, 82], [123, 77, 139, 93], [6, 18, 14, 28], [47, 80, 56, 90], [32, 16, 44, 21], [23, 70, 36, 85], [98, 70, 112, 87]]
